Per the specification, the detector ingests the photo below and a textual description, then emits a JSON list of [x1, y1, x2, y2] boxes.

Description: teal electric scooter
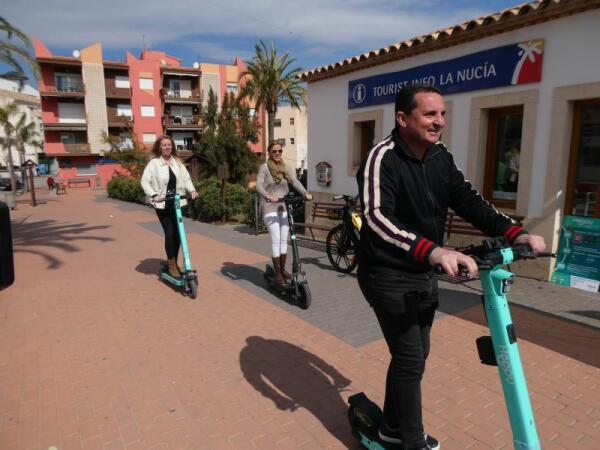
[[159, 193, 198, 299], [348, 237, 553, 450]]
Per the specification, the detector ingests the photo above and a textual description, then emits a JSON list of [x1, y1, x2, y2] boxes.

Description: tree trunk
[[18, 146, 27, 192], [267, 111, 275, 147], [6, 142, 17, 205]]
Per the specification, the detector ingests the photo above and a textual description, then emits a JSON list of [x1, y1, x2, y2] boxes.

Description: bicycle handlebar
[[267, 193, 305, 204], [163, 193, 194, 201]]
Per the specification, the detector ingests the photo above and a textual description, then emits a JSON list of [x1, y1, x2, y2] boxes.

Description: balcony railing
[[107, 114, 133, 127], [162, 89, 202, 103], [163, 115, 203, 127], [41, 84, 85, 96], [64, 143, 91, 155], [105, 84, 131, 98]]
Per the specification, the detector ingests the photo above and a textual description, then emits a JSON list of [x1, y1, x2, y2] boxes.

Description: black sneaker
[[378, 423, 440, 450]]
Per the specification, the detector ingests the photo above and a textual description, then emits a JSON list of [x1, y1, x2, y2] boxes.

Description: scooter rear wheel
[[186, 277, 198, 299], [297, 282, 311, 310]]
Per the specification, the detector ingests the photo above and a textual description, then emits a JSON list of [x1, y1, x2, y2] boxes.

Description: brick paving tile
[[2, 190, 600, 449]]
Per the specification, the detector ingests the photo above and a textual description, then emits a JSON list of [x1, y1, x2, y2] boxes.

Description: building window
[[115, 76, 130, 88], [354, 120, 375, 165], [290, 138, 295, 145], [290, 117, 295, 125], [483, 106, 524, 208], [226, 82, 237, 93], [274, 118, 281, 127], [55, 73, 83, 92], [60, 158, 73, 168], [139, 78, 153, 89], [117, 104, 132, 117], [565, 99, 600, 217], [76, 164, 97, 175], [143, 133, 156, 144], [141, 106, 155, 117]]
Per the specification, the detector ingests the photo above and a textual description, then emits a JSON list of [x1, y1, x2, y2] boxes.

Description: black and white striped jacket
[[356, 129, 526, 273]]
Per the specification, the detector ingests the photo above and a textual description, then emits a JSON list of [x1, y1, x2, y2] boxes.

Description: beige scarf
[[267, 159, 288, 184]]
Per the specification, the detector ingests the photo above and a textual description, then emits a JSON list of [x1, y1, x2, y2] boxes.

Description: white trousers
[[263, 211, 289, 257]]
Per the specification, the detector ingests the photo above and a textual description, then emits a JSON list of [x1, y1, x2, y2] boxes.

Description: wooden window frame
[[483, 105, 524, 210], [564, 98, 600, 217]]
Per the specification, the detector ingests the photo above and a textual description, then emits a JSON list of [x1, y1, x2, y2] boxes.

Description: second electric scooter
[[348, 237, 553, 450], [158, 193, 198, 299], [263, 192, 311, 310]]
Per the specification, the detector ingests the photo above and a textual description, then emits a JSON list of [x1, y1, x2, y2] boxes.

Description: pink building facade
[[34, 39, 265, 187]]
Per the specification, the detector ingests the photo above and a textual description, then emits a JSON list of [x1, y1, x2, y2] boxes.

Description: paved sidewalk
[[1, 189, 599, 450]]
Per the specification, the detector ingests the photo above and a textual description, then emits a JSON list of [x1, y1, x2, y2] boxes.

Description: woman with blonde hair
[[256, 141, 312, 286], [141, 135, 198, 278]]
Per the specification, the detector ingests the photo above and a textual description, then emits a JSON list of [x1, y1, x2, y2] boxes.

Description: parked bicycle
[[325, 195, 362, 273]]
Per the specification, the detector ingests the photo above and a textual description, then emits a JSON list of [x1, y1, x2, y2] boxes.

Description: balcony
[[161, 88, 202, 104], [40, 84, 85, 98], [107, 114, 133, 128], [105, 84, 131, 99], [163, 115, 203, 129], [43, 121, 87, 131], [64, 143, 92, 155]]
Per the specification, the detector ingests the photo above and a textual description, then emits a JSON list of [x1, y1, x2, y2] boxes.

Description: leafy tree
[[12, 110, 42, 188], [101, 128, 149, 179], [195, 88, 260, 184], [240, 40, 306, 145], [0, 17, 40, 83], [0, 102, 20, 202]]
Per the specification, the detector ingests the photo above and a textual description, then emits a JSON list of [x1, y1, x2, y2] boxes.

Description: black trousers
[[357, 265, 438, 449], [156, 206, 180, 259]]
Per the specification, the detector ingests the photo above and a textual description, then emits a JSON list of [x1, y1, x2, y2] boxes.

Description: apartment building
[[272, 105, 307, 170], [0, 79, 42, 173], [34, 39, 264, 186]]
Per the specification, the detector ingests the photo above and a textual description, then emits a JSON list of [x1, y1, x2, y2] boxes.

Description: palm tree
[[0, 102, 20, 203], [241, 40, 306, 148], [12, 111, 42, 189], [0, 17, 40, 83]]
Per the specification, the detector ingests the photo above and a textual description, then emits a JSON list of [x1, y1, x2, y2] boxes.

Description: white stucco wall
[[307, 10, 600, 218]]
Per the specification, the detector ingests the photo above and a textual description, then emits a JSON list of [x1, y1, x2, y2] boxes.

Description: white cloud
[[3, 0, 513, 67]]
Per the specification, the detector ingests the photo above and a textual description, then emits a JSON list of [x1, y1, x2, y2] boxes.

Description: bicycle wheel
[[296, 282, 311, 310], [326, 224, 358, 273]]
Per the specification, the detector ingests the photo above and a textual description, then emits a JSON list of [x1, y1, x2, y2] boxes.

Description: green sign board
[[551, 215, 600, 293]]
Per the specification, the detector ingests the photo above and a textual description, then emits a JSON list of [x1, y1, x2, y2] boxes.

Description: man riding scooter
[[355, 85, 545, 450]]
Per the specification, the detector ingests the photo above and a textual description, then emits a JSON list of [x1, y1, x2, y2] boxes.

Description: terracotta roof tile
[[302, 0, 598, 82]]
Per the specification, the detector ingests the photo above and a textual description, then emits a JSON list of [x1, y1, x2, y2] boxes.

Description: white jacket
[[141, 157, 196, 209]]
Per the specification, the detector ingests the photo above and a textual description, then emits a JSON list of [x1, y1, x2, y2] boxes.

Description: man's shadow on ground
[[240, 336, 358, 448]]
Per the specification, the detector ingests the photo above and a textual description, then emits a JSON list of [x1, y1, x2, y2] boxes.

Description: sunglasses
[[271, 150, 283, 154]]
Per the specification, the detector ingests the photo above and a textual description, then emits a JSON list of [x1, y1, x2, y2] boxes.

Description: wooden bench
[[67, 178, 91, 188], [296, 201, 348, 240], [444, 210, 524, 247]]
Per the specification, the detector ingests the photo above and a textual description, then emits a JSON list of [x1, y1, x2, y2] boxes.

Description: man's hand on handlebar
[[152, 195, 164, 203], [429, 247, 478, 279], [305, 193, 312, 201], [267, 194, 279, 203], [513, 234, 546, 254], [190, 191, 198, 200]]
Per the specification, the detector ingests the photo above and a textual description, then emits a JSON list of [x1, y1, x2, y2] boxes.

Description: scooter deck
[[159, 262, 185, 286], [348, 393, 403, 450]]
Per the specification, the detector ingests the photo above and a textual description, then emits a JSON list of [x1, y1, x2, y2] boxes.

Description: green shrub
[[106, 176, 145, 205], [188, 177, 251, 222]]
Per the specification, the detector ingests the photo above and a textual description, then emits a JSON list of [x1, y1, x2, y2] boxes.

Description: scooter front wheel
[[186, 277, 198, 299], [296, 282, 311, 310]]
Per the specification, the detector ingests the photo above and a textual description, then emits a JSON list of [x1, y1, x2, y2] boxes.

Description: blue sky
[[3, 0, 524, 87]]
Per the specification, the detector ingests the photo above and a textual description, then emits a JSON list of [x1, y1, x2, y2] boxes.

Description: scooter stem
[[174, 194, 192, 272], [479, 248, 540, 450]]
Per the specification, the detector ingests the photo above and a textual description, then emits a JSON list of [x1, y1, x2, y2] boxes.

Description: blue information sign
[[348, 40, 544, 109]]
